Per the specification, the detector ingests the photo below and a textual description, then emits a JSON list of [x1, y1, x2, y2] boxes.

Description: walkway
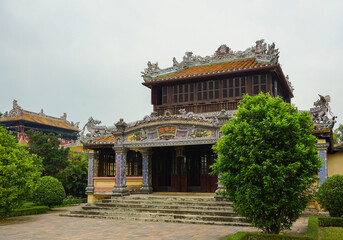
[[0, 206, 308, 240]]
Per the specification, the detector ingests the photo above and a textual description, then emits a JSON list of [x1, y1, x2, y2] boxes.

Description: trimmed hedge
[[0, 206, 49, 219], [318, 217, 343, 227], [224, 216, 319, 240]]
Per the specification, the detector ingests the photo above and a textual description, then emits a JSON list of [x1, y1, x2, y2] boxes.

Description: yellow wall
[[88, 176, 144, 203], [328, 151, 343, 177]]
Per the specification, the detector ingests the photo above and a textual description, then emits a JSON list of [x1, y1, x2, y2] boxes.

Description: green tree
[[212, 93, 320, 234], [317, 174, 343, 217], [333, 124, 343, 144], [0, 126, 42, 214], [61, 148, 88, 197], [26, 130, 69, 179]]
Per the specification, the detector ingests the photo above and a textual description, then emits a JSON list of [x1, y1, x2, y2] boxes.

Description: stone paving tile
[[0, 206, 308, 240]]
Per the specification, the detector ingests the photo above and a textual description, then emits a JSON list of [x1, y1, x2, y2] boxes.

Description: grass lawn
[[321, 227, 343, 240]]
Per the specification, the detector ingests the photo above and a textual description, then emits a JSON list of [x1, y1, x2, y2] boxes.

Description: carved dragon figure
[[80, 117, 116, 139], [310, 94, 337, 128]]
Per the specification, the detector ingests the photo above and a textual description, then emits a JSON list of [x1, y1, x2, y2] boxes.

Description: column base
[[85, 186, 94, 194], [140, 185, 153, 194], [214, 188, 225, 201], [111, 185, 130, 197]]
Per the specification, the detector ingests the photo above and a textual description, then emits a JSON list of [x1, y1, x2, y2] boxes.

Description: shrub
[[317, 174, 343, 217], [212, 93, 320, 234], [62, 195, 86, 205], [33, 176, 66, 207]]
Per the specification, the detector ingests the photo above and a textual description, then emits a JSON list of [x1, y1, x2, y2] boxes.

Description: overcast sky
[[1, 0, 342, 129]]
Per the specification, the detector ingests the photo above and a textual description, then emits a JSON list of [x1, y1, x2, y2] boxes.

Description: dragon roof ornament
[[141, 39, 280, 82], [309, 94, 337, 129]]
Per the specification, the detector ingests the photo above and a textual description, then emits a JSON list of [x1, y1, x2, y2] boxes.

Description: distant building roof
[[0, 100, 79, 132]]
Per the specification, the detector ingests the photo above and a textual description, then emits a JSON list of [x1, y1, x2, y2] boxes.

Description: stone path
[[0, 206, 308, 240]]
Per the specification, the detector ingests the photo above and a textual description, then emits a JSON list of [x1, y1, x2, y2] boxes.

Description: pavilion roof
[[155, 58, 269, 81], [0, 100, 79, 132]]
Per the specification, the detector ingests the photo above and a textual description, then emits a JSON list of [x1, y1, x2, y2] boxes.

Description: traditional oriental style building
[[0, 100, 79, 145], [83, 39, 296, 203]]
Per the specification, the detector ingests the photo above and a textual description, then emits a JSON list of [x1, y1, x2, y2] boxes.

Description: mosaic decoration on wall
[[195, 129, 212, 137], [318, 151, 326, 186], [148, 132, 158, 140], [158, 126, 176, 136], [127, 132, 142, 141], [88, 156, 94, 186], [115, 153, 122, 185], [176, 130, 188, 138]]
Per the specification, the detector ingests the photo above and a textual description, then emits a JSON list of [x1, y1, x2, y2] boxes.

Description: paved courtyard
[[0, 206, 308, 240]]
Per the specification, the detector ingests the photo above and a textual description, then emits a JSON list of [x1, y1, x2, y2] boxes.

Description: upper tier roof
[[0, 100, 79, 132], [155, 58, 268, 81], [141, 39, 284, 84]]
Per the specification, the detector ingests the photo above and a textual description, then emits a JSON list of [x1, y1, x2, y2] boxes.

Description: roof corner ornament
[[60, 112, 67, 120], [286, 75, 294, 93], [141, 61, 160, 81], [80, 117, 117, 141], [310, 94, 337, 129], [6, 99, 23, 118], [173, 57, 180, 68]]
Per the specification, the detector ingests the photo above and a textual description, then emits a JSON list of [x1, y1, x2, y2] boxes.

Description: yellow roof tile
[[0, 112, 78, 131], [156, 58, 267, 81]]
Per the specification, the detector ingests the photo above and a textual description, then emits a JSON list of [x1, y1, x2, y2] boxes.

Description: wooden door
[[180, 157, 187, 192], [200, 154, 208, 192], [171, 157, 180, 192]]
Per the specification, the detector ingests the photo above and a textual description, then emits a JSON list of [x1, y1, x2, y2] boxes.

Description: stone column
[[112, 148, 130, 197], [85, 151, 96, 194], [140, 149, 153, 194], [316, 142, 330, 186], [214, 154, 225, 200], [215, 173, 225, 200]]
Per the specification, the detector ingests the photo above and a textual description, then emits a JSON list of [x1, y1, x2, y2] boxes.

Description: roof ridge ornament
[[310, 94, 337, 129], [141, 39, 280, 82]]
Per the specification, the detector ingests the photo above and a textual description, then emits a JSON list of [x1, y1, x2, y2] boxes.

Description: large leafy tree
[[212, 93, 320, 234], [26, 130, 69, 179], [0, 126, 42, 214], [61, 148, 88, 197]]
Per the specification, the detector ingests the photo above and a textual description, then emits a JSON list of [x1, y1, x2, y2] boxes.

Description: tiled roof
[[89, 135, 114, 144], [0, 112, 79, 131], [155, 58, 269, 81]]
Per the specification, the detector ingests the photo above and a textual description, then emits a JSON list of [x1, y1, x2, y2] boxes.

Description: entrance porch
[[85, 144, 218, 202]]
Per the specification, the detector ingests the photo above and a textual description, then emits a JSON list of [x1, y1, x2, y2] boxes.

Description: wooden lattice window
[[103, 154, 115, 177], [253, 74, 267, 95], [223, 77, 246, 98], [162, 86, 168, 104]]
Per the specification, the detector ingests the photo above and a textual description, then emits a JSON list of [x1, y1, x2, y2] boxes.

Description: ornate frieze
[[141, 39, 280, 82], [83, 109, 232, 148]]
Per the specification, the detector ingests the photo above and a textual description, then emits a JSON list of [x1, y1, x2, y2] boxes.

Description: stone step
[[95, 202, 231, 211], [101, 198, 232, 206], [104, 196, 231, 204], [80, 206, 237, 216], [61, 195, 248, 226], [70, 210, 244, 222], [61, 213, 250, 227]]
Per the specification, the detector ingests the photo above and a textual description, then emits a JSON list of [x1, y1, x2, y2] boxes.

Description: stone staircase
[[61, 195, 250, 226]]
